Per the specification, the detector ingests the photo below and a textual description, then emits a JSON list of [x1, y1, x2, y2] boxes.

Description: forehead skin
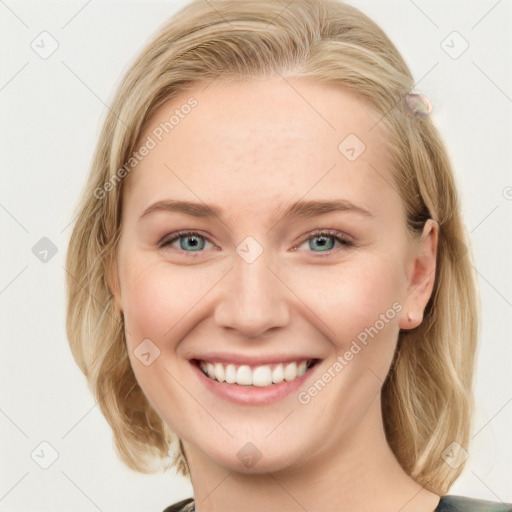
[[121, 76, 404, 243]]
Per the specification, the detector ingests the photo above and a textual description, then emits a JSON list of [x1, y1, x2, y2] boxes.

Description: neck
[[182, 398, 440, 512]]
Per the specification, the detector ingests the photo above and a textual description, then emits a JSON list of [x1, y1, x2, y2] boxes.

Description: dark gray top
[[162, 495, 512, 512]]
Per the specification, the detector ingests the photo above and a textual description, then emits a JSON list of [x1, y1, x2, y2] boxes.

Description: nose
[[213, 246, 290, 339]]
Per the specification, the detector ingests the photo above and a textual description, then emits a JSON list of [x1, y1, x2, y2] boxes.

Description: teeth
[[272, 364, 284, 384], [225, 363, 237, 384], [236, 365, 252, 385], [297, 361, 307, 377], [214, 363, 225, 383], [252, 366, 272, 387], [199, 360, 311, 386], [284, 362, 297, 381], [206, 362, 215, 379]]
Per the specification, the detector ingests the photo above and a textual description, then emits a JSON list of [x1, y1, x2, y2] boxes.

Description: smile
[[196, 359, 317, 387]]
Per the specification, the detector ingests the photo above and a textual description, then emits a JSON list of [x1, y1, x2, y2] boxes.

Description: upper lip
[[189, 354, 321, 367]]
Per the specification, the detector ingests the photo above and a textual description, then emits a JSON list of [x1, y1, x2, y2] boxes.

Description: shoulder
[[437, 495, 512, 512], [161, 495, 512, 512], [162, 497, 195, 512]]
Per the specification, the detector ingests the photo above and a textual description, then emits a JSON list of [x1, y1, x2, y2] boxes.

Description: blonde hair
[[65, 0, 479, 494]]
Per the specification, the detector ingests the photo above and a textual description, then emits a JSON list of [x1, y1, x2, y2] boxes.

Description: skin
[[110, 76, 440, 512]]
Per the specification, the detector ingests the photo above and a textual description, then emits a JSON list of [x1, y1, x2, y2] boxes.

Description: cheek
[[120, 258, 217, 350], [122, 265, 175, 344], [305, 255, 403, 343], [118, 260, 205, 432]]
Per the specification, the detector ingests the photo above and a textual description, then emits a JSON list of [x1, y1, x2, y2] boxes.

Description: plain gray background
[[1, 0, 511, 510]]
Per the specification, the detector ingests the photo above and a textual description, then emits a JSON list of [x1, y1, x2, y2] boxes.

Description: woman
[[65, 0, 512, 511]]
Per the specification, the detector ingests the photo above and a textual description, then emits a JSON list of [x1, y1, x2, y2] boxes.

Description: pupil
[[312, 235, 332, 251], [182, 236, 202, 251]]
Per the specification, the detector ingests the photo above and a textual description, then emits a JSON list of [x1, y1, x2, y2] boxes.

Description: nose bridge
[[213, 236, 290, 337]]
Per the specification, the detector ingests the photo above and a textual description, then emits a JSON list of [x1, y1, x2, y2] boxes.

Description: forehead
[[123, 77, 398, 223]]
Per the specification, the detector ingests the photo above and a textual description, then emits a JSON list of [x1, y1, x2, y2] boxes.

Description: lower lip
[[191, 361, 319, 406]]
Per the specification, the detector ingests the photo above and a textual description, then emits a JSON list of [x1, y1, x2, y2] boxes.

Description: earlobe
[[398, 310, 421, 330], [398, 219, 439, 330]]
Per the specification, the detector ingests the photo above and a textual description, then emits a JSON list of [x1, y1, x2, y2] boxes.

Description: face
[[111, 77, 437, 475]]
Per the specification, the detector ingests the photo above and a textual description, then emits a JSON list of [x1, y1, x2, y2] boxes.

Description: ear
[[398, 219, 439, 330], [106, 254, 124, 314]]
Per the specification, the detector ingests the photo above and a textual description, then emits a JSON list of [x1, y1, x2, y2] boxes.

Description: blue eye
[[296, 230, 353, 254], [160, 229, 353, 257], [160, 231, 214, 255]]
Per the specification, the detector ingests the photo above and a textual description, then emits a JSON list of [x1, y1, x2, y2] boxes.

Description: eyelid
[[159, 230, 218, 254], [293, 229, 353, 248]]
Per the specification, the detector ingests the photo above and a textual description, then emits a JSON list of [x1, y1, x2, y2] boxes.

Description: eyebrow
[[138, 198, 375, 223]]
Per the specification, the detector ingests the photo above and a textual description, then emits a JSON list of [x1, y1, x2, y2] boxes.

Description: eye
[[159, 231, 216, 256], [159, 229, 354, 257], [294, 229, 354, 255]]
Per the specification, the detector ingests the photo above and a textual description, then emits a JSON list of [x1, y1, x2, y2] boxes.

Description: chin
[[200, 440, 305, 475]]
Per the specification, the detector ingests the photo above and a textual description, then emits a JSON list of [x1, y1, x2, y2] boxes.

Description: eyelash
[[159, 229, 354, 258]]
